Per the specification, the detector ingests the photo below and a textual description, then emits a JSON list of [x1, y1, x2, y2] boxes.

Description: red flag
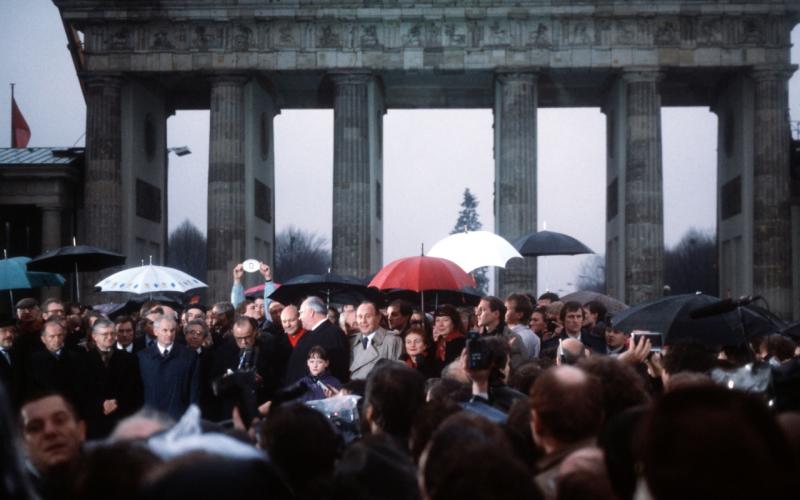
[[11, 96, 31, 148]]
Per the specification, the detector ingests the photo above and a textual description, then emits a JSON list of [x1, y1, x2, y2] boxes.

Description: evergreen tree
[[451, 188, 489, 294]]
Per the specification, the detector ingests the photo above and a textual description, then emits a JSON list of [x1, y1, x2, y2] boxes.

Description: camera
[[631, 331, 664, 353], [212, 369, 258, 426], [466, 331, 490, 370]]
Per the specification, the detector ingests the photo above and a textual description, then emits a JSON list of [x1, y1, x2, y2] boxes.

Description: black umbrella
[[27, 242, 126, 302], [27, 244, 126, 273], [268, 272, 377, 306], [512, 230, 593, 257], [611, 293, 749, 347]]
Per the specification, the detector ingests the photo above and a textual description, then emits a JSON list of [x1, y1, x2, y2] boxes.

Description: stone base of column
[[497, 258, 536, 300]]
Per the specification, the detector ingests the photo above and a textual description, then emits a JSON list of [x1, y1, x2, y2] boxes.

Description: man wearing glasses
[[84, 319, 142, 438]]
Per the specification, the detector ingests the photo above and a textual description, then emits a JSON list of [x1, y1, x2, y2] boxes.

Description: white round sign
[[242, 259, 261, 273]]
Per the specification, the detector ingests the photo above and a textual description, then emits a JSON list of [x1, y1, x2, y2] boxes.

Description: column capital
[[83, 73, 124, 89], [329, 70, 373, 86], [750, 64, 797, 83], [621, 67, 664, 84], [208, 73, 250, 87], [495, 69, 539, 84]]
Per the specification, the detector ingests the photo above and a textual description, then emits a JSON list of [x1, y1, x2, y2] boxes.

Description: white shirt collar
[[157, 343, 172, 355], [117, 342, 133, 353]]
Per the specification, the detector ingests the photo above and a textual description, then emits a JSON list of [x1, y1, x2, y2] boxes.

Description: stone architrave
[[751, 65, 795, 319], [331, 71, 383, 278], [494, 71, 538, 298], [623, 69, 664, 305], [207, 75, 248, 301]]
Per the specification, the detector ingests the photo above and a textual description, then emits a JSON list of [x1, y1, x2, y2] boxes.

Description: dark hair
[[425, 378, 471, 404], [114, 315, 135, 328], [530, 367, 603, 445], [234, 299, 253, 317], [662, 341, 717, 376], [432, 305, 463, 334], [260, 403, 339, 496], [73, 442, 161, 500], [538, 292, 560, 303], [41, 318, 65, 335], [212, 302, 235, 321], [533, 306, 548, 317], [761, 334, 796, 362], [233, 316, 258, 333], [409, 399, 462, 462], [505, 293, 534, 323], [583, 300, 607, 322], [638, 385, 797, 500], [559, 301, 584, 322], [480, 296, 506, 319], [578, 356, 650, 424], [508, 361, 544, 395], [184, 319, 208, 337], [365, 362, 425, 438], [388, 300, 413, 318], [308, 345, 329, 361]]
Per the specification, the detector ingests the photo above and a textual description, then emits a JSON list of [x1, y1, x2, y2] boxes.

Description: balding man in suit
[[349, 301, 403, 380]]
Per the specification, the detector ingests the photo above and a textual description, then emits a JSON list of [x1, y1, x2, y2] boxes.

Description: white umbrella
[[427, 230, 522, 273], [95, 263, 207, 294]]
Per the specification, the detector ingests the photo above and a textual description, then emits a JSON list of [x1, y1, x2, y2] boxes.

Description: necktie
[[0, 349, 10, 366], [100, 350, 111, 366], [162, 348, 169, 359], [361, 336, 369, 350]]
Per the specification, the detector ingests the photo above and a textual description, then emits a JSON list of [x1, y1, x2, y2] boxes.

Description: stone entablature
[[57, 1, 797, 72]]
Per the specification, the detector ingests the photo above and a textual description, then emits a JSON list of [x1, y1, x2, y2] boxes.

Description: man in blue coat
[[138, 315, 198, 420]]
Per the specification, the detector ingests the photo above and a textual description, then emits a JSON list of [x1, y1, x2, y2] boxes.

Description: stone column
[[494, 71, 538, 299], [207, 75, 247, 302], [331, 71, 382, 278], [83, 75, 123, 301], [623, 70, 664, 305], [751, 66, 794, 319], [40, 206, 64, 299]]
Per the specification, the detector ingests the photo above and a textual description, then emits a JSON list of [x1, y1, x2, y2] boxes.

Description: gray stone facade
[[55, 1, 800, 315]]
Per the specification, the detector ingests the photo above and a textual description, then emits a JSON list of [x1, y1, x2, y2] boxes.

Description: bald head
[[560, 339, 588, 365], [280, 305, 301, 336]]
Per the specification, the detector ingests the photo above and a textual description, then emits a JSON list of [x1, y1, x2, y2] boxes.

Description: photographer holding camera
[[465, 334, 526, 414]]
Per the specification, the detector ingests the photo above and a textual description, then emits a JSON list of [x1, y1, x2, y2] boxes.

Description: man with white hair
[[137, 315, 199, 420], [283, 296, 349, 385]]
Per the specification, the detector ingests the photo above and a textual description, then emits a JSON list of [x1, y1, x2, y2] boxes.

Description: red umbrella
[[369, 256, 476, 292], [244, 282, 280, 298]]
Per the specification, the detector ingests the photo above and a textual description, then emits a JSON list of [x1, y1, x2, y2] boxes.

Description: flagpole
[[9, 83, 14, 147]]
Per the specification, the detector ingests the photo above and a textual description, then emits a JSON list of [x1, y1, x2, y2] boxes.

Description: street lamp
[[165, 146, 192, 263]]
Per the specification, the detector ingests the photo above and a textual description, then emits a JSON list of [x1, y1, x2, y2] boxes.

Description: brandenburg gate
[[54, 0, 799, 319]]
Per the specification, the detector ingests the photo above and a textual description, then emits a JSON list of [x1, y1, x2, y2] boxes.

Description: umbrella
[[610, 293, 745, 347], [512, 230, 593, 257], [27, 244, 126, 273], [267, 272, 375, 306], [0, 256, 66, 291], [382, 286, 483, 308], [95, 264, 207, 295], [560, 290, 629, 314], [369, 256, 476, 293], [27, 240, 126, 302], [427, 230, 522, 272]]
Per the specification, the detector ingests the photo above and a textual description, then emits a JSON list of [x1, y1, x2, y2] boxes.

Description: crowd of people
[[1, 262, 799, 500]]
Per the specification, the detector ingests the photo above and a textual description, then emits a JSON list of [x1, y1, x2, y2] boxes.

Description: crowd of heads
[[0, 284, 798, 500]]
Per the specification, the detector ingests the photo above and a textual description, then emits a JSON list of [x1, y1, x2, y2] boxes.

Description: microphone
[[689, 296, 760, 319]]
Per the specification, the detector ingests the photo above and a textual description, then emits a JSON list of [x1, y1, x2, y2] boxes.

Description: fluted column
[[494, 71, 538, 298], [751, 66, 794, 319], [84, 76, 123, 254], [40, 206, 64, 299], [83, 76, 123, 301], [207, 75, 247, 301], [331, 71, 379, 278], [623, 70, 664, 304]]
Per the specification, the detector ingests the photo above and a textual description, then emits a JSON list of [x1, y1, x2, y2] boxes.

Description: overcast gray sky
[[2, 1, 799, 296]]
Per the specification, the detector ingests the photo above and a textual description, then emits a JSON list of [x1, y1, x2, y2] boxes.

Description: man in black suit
[[284, 296, 349, 385], [25, 319, 88, 417], [0, 316, 21, 409], [558, 301, 607, 354], [83, 319, 142, 439], [208, 317, 280, 422]]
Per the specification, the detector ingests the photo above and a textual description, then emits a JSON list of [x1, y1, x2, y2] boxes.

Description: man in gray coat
[[349, 301, 403, 380]]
